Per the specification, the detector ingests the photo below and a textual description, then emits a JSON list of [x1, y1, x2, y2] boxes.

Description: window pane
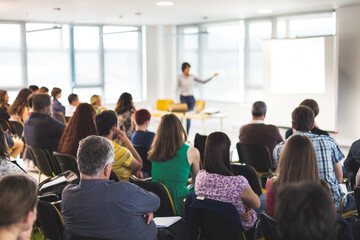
[[73, 87, 103, 103], [74, 51, 100, 85], [247, 51, 264, 86], [74, 26, 99, 49], [0, 24, 21, 48], [26, 23, 69, 48], [0, 51, 22, 87], [289, 17, 334, 37], [103, 26, 139, 50], [248, 21, 272, 49], [184, 27, 199, 50]]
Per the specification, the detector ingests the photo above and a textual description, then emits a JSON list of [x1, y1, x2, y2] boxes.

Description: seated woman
[[114, 92, 136, 139], [149, 114, 200, 215], [51, 87, 65, 115], [195, 131, 260, 231], [57, 103, 98, 157], [131, 109, 155, 148], [0, 175, 38, 240], [266, 134, 320, 216], [8, 88, 32, 123], [0, 90, 10, 121], [90, 95, 106, 114]]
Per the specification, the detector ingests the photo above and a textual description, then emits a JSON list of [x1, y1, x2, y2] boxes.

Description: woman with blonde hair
[[149, 114, 200, 215], [90, 95, 106, 114], [0, 175, 38, 240], [266, 134, 320, 216]]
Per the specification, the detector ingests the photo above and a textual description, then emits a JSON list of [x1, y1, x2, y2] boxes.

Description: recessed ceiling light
[[257, 9, 272, 14], [156, 1, 174, 6]]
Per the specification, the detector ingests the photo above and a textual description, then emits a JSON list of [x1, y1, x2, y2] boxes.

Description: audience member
[[273, 106, 353, 211], [61, 135, 159, 240], [131, 109, 155, 148], [95, 110, 143, 181], [0, 90, 10, 121], [344, 139, 360, 187], [0, 175, 38, 240], [90, 95, 106, 114], [51, 87, 65, 115], [149, 114, 200, 215], [195, 131, 260, 230], [65, 93, 79, 117], [239, 101, 283, 153], [276, 182, 338, 240], [286, 99, 329, 139], [38, 87, 49, 94], [266, 134, 320, 216], [8, 88, 32, 123], [115, 92, 136, 139], [29, 85, 39, 93], [57, 103, 97, 157], [24, 94, 65, 153]]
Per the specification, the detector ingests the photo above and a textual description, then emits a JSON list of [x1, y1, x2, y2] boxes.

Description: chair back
[[236, 142, 274, 173], [156, 99, 174, 111], [130, 176, 176, 216], [53, 152, 80, 177], [354, 187, 360, 217], [36, 200, 64, 240], [133, 145, 151, 176], [28, 146, 59, 177], [109, 171, 120, 182], [231, 163, 262, 196], [9, 120, 23, 138], [259, 210, 280, 240], [195, 100, 205, 112], [194, 133, 207, 166], [186, 193, 245, 240], [320, 179, 332, 193], [53, 111, 67, 124], [0, 118, 12, 132]]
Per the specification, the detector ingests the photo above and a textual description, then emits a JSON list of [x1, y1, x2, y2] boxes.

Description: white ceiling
[[0, 0, 360, 25]]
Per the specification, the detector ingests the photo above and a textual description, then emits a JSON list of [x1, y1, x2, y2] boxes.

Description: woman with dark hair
[[176, 62, 218, 134], [266, 134, 320, 216], [149, 114, 200, 215], [57, 103, 97, 157], [195, 131, 260, 230], [8, 88, 32, 123], [0, 90, 10, 121], [0, 175, 38, 240], [114, 92, 136, 139], [51, 87, 65, 115]]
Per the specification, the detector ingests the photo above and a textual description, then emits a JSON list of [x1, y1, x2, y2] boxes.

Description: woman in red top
[[266, 134, 320, 216]]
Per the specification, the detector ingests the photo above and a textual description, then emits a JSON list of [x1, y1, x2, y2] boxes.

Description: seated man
[[286, 99, 329, 139], [65, 93, 80, 117], [131, 109, 155, 148], [95, 110, 143, 181], [239, 101, 283, 153], [276, 182, 337, 240], [24, 94, 65, 153], [61, 135, 160, 240], [344, 139, 360, 186], [273, 106, 354, 211]]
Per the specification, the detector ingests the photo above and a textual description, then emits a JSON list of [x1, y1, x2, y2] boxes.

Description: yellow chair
[[156, 99, 174, 111], [195, 100, 205, 112]]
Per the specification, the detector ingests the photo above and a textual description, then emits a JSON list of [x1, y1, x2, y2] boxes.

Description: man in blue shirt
[[61, 135, 160, 240]]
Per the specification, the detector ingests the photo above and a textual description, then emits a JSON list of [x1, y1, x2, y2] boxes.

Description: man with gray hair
[[239, 101, 283, 153], [61, 135, 160, 240]]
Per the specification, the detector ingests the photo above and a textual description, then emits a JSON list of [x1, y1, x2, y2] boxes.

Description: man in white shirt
[[65, 94, 79, 117]]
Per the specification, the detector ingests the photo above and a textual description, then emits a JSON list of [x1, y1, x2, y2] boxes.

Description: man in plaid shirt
[[273, 106, 355, 211]]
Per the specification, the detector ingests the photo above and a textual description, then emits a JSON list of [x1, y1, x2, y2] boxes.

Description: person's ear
[[104, 163, 112, 177], [291, 121, 295, 129]]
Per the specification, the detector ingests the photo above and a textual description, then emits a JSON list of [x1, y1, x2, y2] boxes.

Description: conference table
[[152, 111, 227, 134]]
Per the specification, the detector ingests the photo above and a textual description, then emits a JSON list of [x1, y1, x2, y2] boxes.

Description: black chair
[[38, 194, 60, 203], [354, 187, 360, 217], [110, 171, 120, 182], [236, 142, 275, 187], [259, 210, 280, 240], [134, 145, 152, 177], [0, 118, 12, 132], [53, 111, 67, 124], [28, 146, 59, 181], [194, 133, 207, 166], [9, 120, 23, 138], [130, 175, 176, 216], [36, 200, 64, 240], [231, 163, 263, 197], [185, 193, 246, 240], [53, 152, 80, 177]]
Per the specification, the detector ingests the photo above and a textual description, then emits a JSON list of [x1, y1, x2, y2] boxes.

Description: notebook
[[154, 216, 181, 228]]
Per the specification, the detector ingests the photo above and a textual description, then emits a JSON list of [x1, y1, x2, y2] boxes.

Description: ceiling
[[0, 0, 360, 25]]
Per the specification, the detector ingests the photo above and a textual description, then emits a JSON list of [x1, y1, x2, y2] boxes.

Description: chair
[[53, 152, 80, 177], [130, 175, 176, 216], [36, 200, 64, 240], [9, 120, 23, 138], [53, 111, 67, 124], [194, 133, 207, 166], [156, 99, 174, 111], [320, 179, 332, 193], [231, 163, 263, 197], [133, 145, 152, 177], [110, 171, 120, 182], [0, 118, 12, 132], [259, 210, 280, 240], [195, 100, 205, 112], [28, 146, 59, 181], [236, 142, 275, 187], [354, 187, 360, 217], [185, 193, 246, 240]]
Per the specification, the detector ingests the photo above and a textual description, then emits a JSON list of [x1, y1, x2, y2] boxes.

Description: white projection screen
[[263, 36, 337, 131]]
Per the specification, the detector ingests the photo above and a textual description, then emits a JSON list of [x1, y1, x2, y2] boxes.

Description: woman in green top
[[149, 114, 200, 215]]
